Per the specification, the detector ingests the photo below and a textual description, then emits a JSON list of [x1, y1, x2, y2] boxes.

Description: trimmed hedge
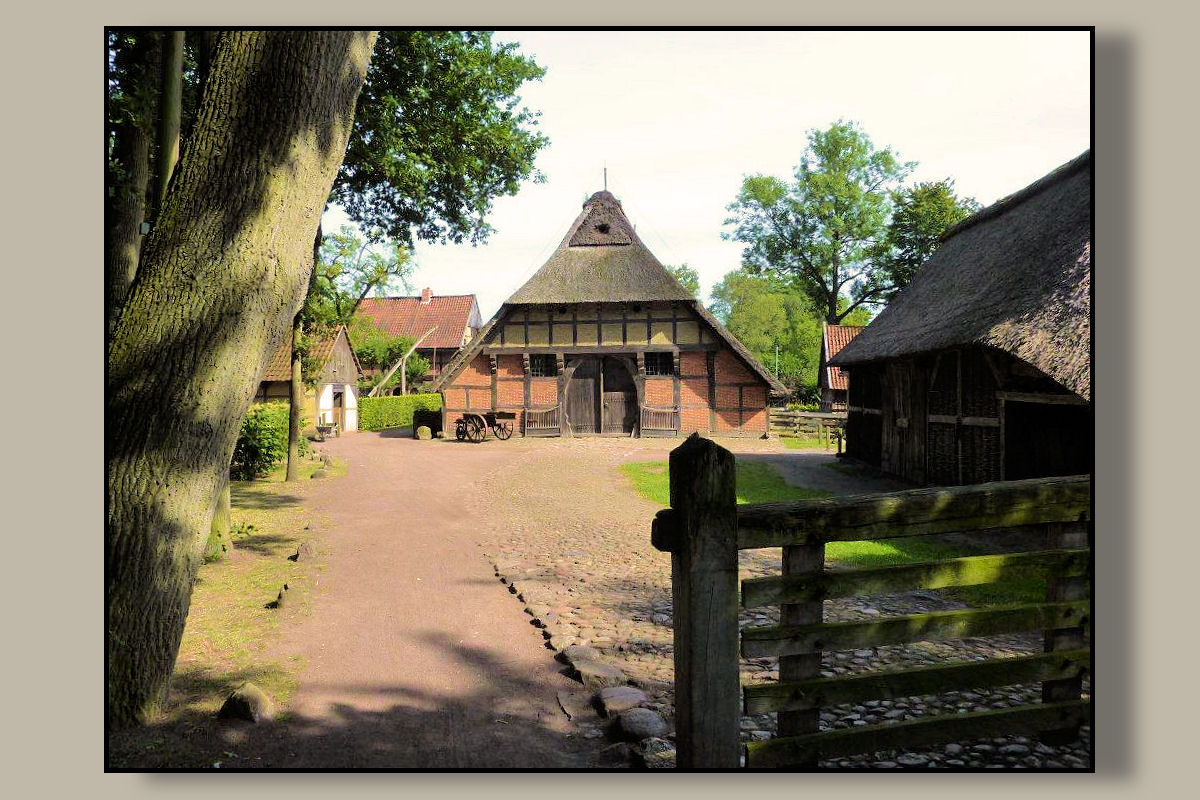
[[357, 393, 443, 431]]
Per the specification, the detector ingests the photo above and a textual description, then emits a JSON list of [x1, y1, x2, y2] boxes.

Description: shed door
[[601, 357, 637, 434], [565, 356, 600, 435]]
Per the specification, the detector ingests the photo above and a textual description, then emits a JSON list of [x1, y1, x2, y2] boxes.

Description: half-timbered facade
[[832, 151, 1092, 485], [433, 191, 786, 437], [257, 324, 364, 433]]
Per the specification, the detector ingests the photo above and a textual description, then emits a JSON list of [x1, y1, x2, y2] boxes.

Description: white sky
[[323, 29, 1091, 320]]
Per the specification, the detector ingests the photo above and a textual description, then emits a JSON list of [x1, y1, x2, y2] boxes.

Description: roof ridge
[[940, 149, 1091, 241]]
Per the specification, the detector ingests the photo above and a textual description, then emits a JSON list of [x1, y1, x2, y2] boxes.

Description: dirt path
[[230, 432, 597, 768]]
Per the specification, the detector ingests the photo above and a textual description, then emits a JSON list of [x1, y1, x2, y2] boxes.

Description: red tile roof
[[823, 324, 864, 392], [261, 326, 359, 382], [355, 295, 481, 350]]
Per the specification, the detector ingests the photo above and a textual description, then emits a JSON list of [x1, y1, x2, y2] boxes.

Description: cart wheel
[[495, 421, 513, 440], [455, 421, 466, 441], [466, 417, 486, 443]]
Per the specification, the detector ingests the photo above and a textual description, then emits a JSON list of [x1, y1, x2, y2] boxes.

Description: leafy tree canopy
[[333, 30, 549, 247], [874, 180, 979, 298], [724, 121, 974, 324], [666, 263, 701, 298], [709, 270, 823, 391]]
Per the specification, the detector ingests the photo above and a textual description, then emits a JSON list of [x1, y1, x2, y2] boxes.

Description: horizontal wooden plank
[[741, 600, 1089, 658], [997, 391, 1088, 406], [744, 700, 1091, 767], [743, 649, 1091, 714], [740, 549, 1090, 608], [736, 475, 1091, 550]]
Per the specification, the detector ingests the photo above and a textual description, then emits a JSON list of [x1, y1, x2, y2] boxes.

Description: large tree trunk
[[155, 30, 185, 214], [105, 32, 160, 333], [106, 30, 377, 728], [285, 314, 304, 481]]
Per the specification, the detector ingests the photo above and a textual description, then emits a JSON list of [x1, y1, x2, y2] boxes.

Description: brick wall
[[644, 377, 674, 406], [530, 379, 558, 407], [497, 379, 524, 407]]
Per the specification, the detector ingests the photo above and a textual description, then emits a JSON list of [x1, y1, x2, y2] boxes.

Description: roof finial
[[603, 162, 607, 192]]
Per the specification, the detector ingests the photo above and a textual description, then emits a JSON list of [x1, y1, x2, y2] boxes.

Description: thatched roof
[[832, 150, 1091, 401], [505, 191, 694, 304], [433, 190, 787, 396]]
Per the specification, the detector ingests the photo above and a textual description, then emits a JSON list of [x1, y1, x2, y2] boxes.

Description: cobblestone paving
[[474, 436, 1091, 769]]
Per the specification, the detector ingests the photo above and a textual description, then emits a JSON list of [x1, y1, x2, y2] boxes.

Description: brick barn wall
[[530, 380, 558, 407], [644, 377, 674, 406]]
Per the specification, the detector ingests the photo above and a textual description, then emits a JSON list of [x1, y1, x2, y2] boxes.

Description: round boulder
[[416, 425, 432, 440], [618, 708, 669, 740], [218, 682, 275, 723]]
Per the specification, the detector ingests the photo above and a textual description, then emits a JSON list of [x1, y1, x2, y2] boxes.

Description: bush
[[231, 403, 290, 479], [787, 401, 822, 412], [357, 393, 442, 431]]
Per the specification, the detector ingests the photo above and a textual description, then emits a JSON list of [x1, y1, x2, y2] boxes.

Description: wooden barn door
[[601, 356, 637, 434], [565, 356, 600, 435]]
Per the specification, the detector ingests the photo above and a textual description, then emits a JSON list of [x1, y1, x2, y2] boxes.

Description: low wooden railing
[[524, 406, 560, 435], [651, 434, 1091, 769], [769, 409, 845, 451], [641, 405, 680, 434]]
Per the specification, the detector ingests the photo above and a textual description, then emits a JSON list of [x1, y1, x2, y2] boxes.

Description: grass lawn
[[780, 435, 837, 452], [621, 458, 1044, 606], [108, 449, 342, 767]]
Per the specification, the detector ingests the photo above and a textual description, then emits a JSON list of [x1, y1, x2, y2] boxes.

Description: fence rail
[[524, 406, 560, 435], [651, 434, 1092, 769], [641, 405, 681, 433], [768, 408, 845, 450]]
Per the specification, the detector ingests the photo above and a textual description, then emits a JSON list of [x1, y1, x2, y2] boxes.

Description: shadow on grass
[[231, 532, 298, 557], [108, 631, 601, 769], [229, 487, 304, 510]]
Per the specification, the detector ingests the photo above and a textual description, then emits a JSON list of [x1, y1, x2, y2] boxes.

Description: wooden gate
[[651, 435, 1091, 768], [564, 355, 637, 435], [601, 356, 637, 434]]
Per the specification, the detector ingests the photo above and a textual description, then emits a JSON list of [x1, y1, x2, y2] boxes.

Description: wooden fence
[[769, 408, 845, 451], [524, 406, 560, 436], [641, 406, 681, 436], [650, 434, 1091, 769]]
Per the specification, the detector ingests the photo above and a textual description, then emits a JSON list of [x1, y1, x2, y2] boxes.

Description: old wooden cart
[[454, 411, 515, 443]]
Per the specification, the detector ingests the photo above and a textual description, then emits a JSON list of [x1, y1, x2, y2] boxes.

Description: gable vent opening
[[596, 223, 611, 234]]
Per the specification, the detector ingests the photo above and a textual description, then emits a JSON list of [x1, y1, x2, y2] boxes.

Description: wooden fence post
[[776, 538, 825, 764], [669, 433, 741, 768], [1041, 519, 1090, 744]]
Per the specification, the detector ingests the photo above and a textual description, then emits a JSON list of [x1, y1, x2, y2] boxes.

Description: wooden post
[[669, 434, 741, 768], [776, 537, 825, 764], [1040, 520, 1089, 744]]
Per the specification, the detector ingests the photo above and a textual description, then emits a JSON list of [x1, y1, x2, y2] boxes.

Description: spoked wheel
[[465, 416, 486, 443], [494, 421, 513, 440]]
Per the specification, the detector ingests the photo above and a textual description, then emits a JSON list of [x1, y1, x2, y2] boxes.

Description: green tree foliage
[[666, 263, 701, 298], [875, 180, 980, 297], [347, 316, 430, 393], [333, 30, 549, 246], [230, 403, 292, 480], [709, 271, 823, 390], [724, 121, 915, 323]]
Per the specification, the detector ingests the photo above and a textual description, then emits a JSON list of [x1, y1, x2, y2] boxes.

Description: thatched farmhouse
[[433, 190, 786, 437], [356, 290, 483, 379], [831, 150, 1091, 485], [818, 323, 864, 412], [256, 325, 364, 433]]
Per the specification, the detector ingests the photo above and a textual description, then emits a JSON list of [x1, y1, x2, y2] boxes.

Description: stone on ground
[[310, 468, 328, 479], [218, 682, 275, 723], [638, 737, 677, 769], [560, 644, 601, 665], [289, 541, 315, 562], [596, 685, 648, 717], [573, 658, 627, 691], [617, 707, 668, 740], [416, 425, 432, 440]]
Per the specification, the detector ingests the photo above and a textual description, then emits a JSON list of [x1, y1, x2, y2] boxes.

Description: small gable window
[[530, 354, 558, 377], [645, 352, 674, 376]]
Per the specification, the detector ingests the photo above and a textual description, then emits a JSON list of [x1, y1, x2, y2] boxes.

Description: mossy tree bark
[[106, 30, 377, 728]]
